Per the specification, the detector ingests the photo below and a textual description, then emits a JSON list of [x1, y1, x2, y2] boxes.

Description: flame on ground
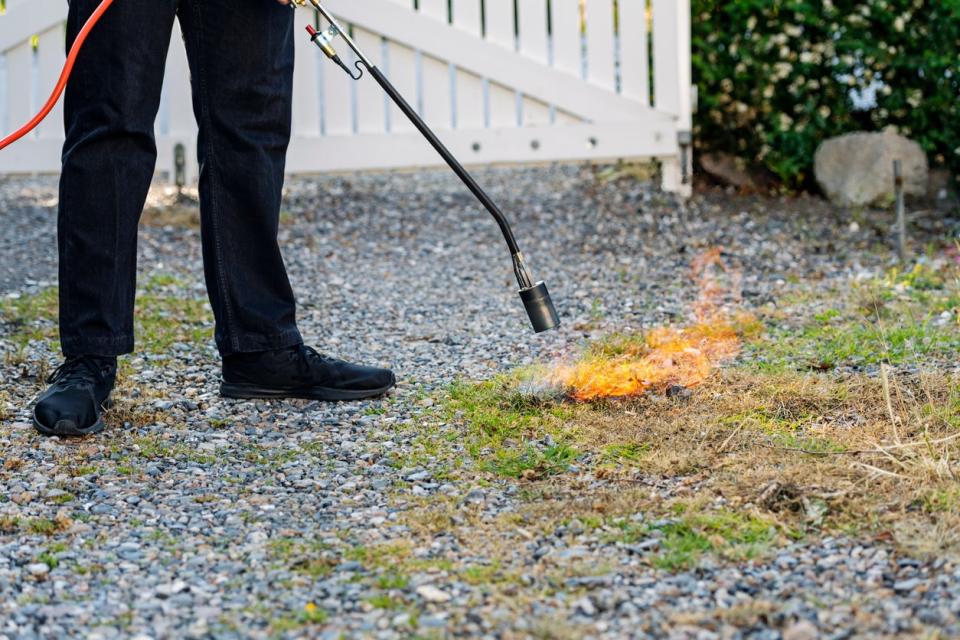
[[555, 248, 749, 401]]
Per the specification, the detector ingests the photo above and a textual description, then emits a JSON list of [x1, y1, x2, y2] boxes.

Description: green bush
[[692, 0, 960, 189]]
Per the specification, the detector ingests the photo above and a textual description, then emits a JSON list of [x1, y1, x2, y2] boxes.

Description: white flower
[[893, 16, 906, 32], [774, 62, 793, 79]]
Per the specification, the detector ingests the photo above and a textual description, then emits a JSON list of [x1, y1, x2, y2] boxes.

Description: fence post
[[653, 0, 693, 198]]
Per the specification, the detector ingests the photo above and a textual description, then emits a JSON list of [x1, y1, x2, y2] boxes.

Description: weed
[[25, 518, 59, 536], [375, 572, 410, 590], [366, 594, 403, 610]]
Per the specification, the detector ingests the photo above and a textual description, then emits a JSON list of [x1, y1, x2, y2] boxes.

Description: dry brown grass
[[565, 368, 960, 552]]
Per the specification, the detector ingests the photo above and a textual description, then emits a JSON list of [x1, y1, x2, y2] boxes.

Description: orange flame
[[555, 249, 747, 401]]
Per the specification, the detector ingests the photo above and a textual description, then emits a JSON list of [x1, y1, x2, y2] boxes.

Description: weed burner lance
[[300, 0, 561, 333]]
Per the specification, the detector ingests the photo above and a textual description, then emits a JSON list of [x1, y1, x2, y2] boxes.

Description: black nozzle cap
[[520, 281, 560, 333]]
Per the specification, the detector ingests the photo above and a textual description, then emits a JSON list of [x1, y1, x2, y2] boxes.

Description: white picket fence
[[0, 0, 693, 194]]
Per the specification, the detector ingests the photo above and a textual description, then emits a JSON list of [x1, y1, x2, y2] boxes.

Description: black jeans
[[59, 0, 303, 357]]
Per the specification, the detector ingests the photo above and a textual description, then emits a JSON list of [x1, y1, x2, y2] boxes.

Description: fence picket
[[551, 0, 582, 78], [483, 0, 518, 128], [619, 0, 650, 104], [451, 0, 485, 130], [4, 42, 32, 141], [35, 27, 65, 140], [517, 0, 551, 126], [320, 19, 354, 135], [354, 28, 387, 133], [585, 0, 616, 91], [384, 0, 418, 133], [418, 0, 453, 129]]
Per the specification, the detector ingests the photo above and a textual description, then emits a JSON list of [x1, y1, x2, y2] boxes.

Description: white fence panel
[[0, 0, 693, 195]]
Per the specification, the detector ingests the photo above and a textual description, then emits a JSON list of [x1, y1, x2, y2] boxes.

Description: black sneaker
[[220, 345, 396, 401], [32, 356, 117, 437]]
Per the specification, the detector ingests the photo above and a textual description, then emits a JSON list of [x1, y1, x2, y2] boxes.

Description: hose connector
[[306, 24, 339, 59], [305, 24, 363, 80]]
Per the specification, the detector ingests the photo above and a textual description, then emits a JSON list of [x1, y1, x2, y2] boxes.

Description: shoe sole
[[32, 396, 111, 438], [220, 378, 396, 402]]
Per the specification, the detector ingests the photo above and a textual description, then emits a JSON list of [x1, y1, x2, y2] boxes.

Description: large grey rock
[[814, 130, 928, 206]]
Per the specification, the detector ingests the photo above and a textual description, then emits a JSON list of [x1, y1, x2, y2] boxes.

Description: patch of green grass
[[460, 562, 508, 585], [920, 487, 960, 514], [0, 288, 59, 349], [585, 332, 647, 359], [719, 407, 817, 434], [602, 442, 651, 465], [751, 266, 960, 372], [135, 277, 213, 353], [344, 542, 412, 569], [366, 594, 403, 610], [757, 317, 960, 372], [268, 604, 328, 634], [37, 544, 66, 570], [25, 518, 59, 536], [649, 507, 781, 572], [132, 436, 216, 464], [772, 432, 847, 454], [375, 571, 410, 590], [71, 465, 98, 477], [482, 442, 578, 479], [441, 373, 584, 478]]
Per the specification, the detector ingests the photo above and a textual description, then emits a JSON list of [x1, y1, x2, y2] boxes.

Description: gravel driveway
[[1, 167, 957, 639]]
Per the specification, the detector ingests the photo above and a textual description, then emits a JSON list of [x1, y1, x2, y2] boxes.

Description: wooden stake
[[894, 159, 908, 263]]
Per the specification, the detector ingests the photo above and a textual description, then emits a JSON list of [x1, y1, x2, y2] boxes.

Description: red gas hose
[[0, 0, 115, 152]]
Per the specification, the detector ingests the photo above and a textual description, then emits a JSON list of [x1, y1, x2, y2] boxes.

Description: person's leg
[[37, 1, 177, 436], [177, 0, 302, 356], [58, 0, 178, 357]]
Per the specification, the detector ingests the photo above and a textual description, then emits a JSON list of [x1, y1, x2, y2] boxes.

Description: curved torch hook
[[293, 0, 560, 333]]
